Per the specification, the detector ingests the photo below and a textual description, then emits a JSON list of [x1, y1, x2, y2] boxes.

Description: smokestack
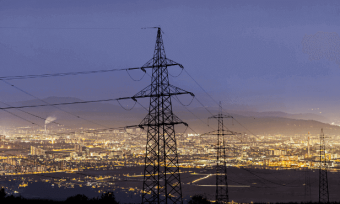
[[45, 116, 56, 135], [307, 132, 310, 158]]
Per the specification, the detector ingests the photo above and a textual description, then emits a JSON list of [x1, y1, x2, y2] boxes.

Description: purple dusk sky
[[1, 0, 340, 123]]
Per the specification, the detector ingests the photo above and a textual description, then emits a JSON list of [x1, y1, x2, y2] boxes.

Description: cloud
[[302, 31, 340, 66]]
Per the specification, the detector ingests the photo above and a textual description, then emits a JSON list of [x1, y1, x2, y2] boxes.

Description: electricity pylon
[[125, 27, 193, 203], [208, 102, 233, 204], [319, 128, 329, 203]]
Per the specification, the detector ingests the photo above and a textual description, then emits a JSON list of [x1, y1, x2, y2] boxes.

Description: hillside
[[0, 97, 338, 136]]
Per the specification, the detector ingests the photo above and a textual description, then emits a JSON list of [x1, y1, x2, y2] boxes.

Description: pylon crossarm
[[141, 57, 184, 70], [200, 130, 218, 136], [139, 122, 187, 128], [164, 58, 184, 69], [210, 132, 237, 136], [141, 58, 154, 69], [226, 130, 240, 135], [132, 85, 152, 98], [138, 113, 188, 129], [208, 114, 233, 119], [129, 84, 193, 100], [124, 125, 144, 129], [168, 84, 194, 96], [133, 92, 192, 99], [202, 130, 240, 136]]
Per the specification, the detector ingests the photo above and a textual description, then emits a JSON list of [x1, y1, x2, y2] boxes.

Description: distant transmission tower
[[208, 102, 233, 203], [319, 128, 329, 203], [126, 27, 193, 203]]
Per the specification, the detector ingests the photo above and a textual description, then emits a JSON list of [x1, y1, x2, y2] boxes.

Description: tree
[[0, 187, 6, 200], [65, 194, 88, 202], [188, 194, 211, 204], [0, 188, 5, 197], [99, 191, 119, 204]]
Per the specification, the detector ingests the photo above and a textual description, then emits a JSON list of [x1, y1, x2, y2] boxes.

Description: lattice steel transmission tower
[[208, 102, 233, 204], [126, 27, 193, 204], [319, 128, 329, 203]]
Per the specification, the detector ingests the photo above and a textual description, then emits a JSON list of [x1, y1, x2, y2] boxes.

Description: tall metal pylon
[[126, 27, 193, 203], [319, 128, 329, 203], [208, 102, 233, 203]]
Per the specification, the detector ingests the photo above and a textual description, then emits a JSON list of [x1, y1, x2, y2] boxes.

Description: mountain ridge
[[0, 96, 337, 136]]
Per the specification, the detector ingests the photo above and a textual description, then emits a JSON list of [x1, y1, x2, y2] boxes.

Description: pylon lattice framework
[[208, 103, 233, 203], [319, 128, 329, 203], [126, 28, 193, 204]]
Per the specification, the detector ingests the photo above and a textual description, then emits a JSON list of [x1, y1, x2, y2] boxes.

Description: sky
[[1, 0, 340, 123]]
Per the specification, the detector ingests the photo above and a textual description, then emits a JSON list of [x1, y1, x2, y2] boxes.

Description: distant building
[[70, 152, 78, 158], [268, 149, 286, 156], [126, 128, 133, 133], [74, 144, 87, 153], [30, 146, 45, 156]]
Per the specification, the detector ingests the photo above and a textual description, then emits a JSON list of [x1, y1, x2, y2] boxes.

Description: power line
[[184, 69, 259, 139], [0, 107, 41, 127], [0, 81, 149, 138], [117, 100, 137, 111], [2, 66, 255, 139], [174, 94, 195, 107], [240, 167, 302, 187], [0, 89, 143, 137], [0, 81, 151, 139], [194, 97, 220, 123], [136, 101, 148, 112], [193, 97, 246, 141], [0, 97, 123, 110], [126, 69, 147, 81], [0, 63, 181, 81], [0, 67, 145, 81], [0, 26, 139, 30], [136, 71, 200, 136], [172, 96, 215, 132], [143, 67, 255, 144], [1, 80, 132, 113], [172, 85, 246, 143], [22, 124, 143, 138], [0, 100, 64, 127], [183, 70, 223, 112]]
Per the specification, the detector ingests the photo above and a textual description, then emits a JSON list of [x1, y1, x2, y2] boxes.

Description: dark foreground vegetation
[[1, 188, 340, 204], [254, 203, 340, 204], [0, 187, 119, 203]]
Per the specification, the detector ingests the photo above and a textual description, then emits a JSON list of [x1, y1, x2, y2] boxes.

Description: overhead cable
[[0, 67, 145, 80], [184, 69, 259, 139], [0, 97, 125, 110]]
